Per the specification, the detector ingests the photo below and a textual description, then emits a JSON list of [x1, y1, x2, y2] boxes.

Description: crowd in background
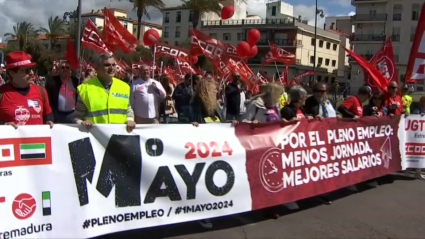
[[0, 51, 423, 229]]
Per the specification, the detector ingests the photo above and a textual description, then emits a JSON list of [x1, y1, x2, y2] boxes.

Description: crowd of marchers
[[0, 50, 423, 229]]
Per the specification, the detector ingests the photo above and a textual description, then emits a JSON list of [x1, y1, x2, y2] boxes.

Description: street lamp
[[76, 0, 82, 60], [313, 1, 325, 83]]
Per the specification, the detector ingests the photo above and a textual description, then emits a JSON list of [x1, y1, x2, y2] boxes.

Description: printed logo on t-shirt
[[27, 100, 41, 113], [14, 106, 30, 125]]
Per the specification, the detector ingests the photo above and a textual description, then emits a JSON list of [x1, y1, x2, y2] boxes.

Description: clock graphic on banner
[[259, 148, 285, 193]]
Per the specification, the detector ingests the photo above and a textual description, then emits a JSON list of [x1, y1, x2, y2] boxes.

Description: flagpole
[[76, 0, 82, 60]]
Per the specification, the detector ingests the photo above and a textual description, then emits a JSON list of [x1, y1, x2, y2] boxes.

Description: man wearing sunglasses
[[384, 81, 403, 116], [0, 51, 54, 128], [45, 60, 79, 123], [304, 82, 337, 120], [70, 54, 136, 132]]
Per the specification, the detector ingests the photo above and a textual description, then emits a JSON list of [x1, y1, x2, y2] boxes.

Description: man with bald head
[[385, 81, 403, 116], [225, 72, 246, 121], [130, 64, 166, 124]]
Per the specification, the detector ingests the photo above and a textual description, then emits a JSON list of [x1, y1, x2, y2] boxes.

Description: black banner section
[[96, 135, 142, 207], [68, 137, 96, 206]]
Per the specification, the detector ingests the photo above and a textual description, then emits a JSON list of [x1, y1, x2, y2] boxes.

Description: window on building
[[331, 60, 336, 67], [164, 41, 168, 44], [411, 25, 416, 41], [175, 41, 179, 46], [175, 26, 180, 37], [392, 27, 401, 41], [325, 59, 330, 66], [326, 42, 331, 49], [209, 33, 217, 38], [317, 75, 322, 82], [176, 12, 182, 22], [164, 27, 169, 37], [272, 6, 276, 16], [412, 4, 420, 21], [189, 11, 193, 22], [393, 45, 399, 63], [333, 43, 337, 51], [311, 38, 315, 46], [331, 77, 335, 83], [310, 56, 315, 64], [237, 33, 245, 41], [123, 22, 128, 29], [324, 76, 329, 83], [318, 57, 323, 65], [164, 12, 170, 23], [223, 33, 231, 41], [393, 4, 402, 21], [319, 40, 324, 47], [369, 9, 377, 17]]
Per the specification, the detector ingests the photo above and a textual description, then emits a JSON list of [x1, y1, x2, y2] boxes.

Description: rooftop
[[201, 17, 341, 39], [80, 9, 162, 28]]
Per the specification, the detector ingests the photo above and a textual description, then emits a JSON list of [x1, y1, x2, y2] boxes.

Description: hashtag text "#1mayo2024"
[[82, 201, 233, 229]]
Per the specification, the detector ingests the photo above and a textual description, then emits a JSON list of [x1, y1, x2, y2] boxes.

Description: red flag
[[344, 46, 387, 92], [81, 19, 111, 54], [263, 43, 296, 66], [366, 38, 397, 92], [64, 39, 79, 70], [405, 3, 425, 83], [288, 71, 314, 86], [103, 8, 139, 53], [155, 43, 191, 62]]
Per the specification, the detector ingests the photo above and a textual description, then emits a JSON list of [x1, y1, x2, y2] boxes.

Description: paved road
[[99, 174, 425, 239]]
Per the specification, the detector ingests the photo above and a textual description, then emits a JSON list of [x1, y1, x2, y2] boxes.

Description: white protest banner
[[399, 114, 425, 169], [0, 124, 251, 238]]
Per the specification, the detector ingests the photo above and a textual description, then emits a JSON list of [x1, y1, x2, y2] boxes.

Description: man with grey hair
[[69, 53, 136, 132], [45, 60, 79, 123], [304, 82, 337, 119], [130, 64, 166, 124]]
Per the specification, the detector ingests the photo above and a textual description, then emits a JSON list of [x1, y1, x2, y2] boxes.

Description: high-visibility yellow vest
[[78, 77, 130, 124], [402, 95, 413, 114], [279, 92, 289, 109]]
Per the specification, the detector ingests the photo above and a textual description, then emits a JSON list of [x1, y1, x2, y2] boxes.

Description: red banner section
[[235, 117, 401, 210]]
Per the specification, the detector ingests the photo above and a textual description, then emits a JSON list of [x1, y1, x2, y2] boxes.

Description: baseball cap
[[358, 86, 372, 97]]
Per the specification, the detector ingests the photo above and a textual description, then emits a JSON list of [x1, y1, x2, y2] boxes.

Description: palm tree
[[180, 0, 221, 29], [37, 16, 66, 49], [121, 0, 166, 40], [4, 21, 35, 50]]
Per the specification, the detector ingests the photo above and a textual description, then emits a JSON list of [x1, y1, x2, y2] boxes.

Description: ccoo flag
[[19, 143, 46, 160]]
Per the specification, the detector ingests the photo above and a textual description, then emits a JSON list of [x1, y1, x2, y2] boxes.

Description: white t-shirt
[[130, 78, 166, 118]]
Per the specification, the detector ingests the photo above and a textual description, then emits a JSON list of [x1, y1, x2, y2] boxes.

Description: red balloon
[[221, 6, 235, 20], [190, 55, 198, 64], [143, 29, 160, 46], [248, 45, 258, 58], [247, 29, 260, 46], [236, 41, 251, 57]]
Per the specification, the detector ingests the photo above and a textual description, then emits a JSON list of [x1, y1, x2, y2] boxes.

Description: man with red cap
[[0, 51, 54, 128]]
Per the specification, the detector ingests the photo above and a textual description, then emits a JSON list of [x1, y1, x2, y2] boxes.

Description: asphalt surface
[[99, 173, 425, 239]]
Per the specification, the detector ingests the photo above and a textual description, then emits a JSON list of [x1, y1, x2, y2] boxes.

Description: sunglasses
[[372, 97, 382, 100], [313, 89, 326, 93], [104, 63, 117, 67], [389, 86, 398, 89], [19, 68, 34, 74], [61, 66, 70, 70]]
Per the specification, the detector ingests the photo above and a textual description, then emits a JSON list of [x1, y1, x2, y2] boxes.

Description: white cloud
[[348, 11, 355, 16], [332, 0, 351, 7], [293, 4, 327, 29], [0, 0, 168, 38]]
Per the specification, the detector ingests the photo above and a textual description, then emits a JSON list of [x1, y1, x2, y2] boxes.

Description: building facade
[[80, 8, 162, 46], [162, 0, 350, 87], [350, 0, 424, 91]]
